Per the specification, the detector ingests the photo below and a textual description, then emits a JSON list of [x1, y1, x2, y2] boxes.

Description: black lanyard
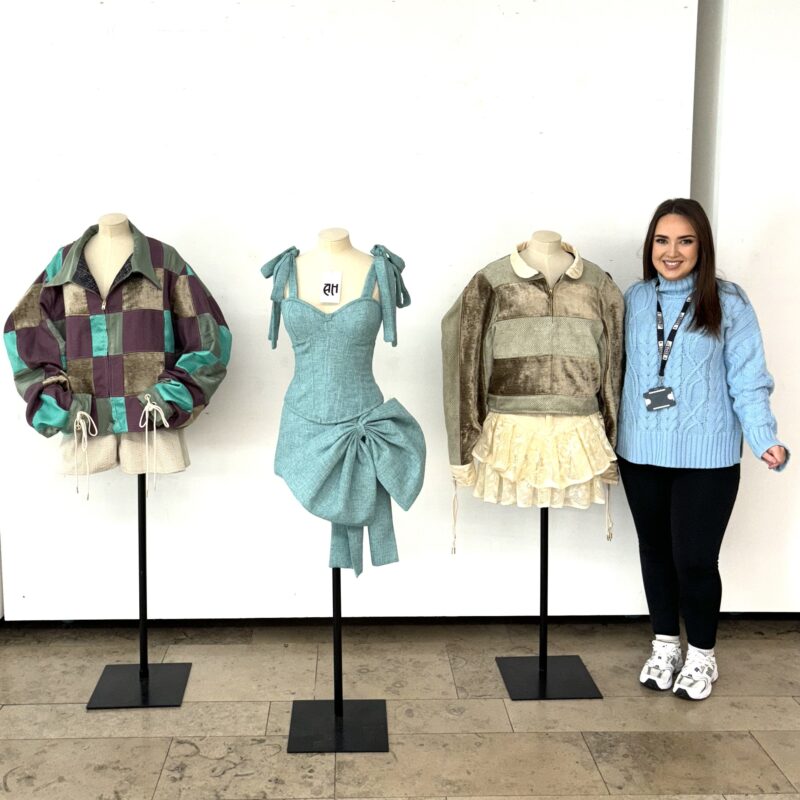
[[656, 294, 692, 382]]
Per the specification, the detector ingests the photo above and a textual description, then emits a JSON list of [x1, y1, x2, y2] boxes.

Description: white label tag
[[319, 271, 342, 304]]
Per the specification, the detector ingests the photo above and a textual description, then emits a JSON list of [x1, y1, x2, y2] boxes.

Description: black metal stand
[[496, 507, 602, 700], [87, 475, 191, 710], [287, 568, 388, 752]]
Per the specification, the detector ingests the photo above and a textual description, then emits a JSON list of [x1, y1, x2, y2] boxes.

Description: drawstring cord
[[451, 478, 459, 554], [605, 483, 614, 540], [72, 411, 97, 499], [138, 394, 170, 497]]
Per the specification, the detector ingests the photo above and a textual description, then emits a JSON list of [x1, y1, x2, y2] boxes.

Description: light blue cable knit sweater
[[617, 272, 787, 470]]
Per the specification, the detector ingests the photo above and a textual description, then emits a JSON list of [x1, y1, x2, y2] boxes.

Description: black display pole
[[87, 474, 191, 710], [496, 507, 603, 700], [287, 567, 388, 753]]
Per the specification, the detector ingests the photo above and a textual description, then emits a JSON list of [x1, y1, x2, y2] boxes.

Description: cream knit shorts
[[59, 429, 190, 476]]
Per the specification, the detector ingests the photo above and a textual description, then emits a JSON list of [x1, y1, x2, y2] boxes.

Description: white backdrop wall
[[694, 0, 800, 611], [4, 0, 775, 622]]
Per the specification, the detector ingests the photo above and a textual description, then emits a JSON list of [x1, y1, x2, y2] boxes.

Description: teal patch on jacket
[[110, 396, 128, 433], [155, 380, 193, 413], [163, 310, 175, 353], [32, 394, 69, 433], [3, 331, 25, 374], [176, 348, 220, 375], [44, 250, 63, 282], [90, 315, 109, 357], [219, 325, 232, 365]]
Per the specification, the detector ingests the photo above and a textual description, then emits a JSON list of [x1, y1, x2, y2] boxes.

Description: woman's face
[[652, 213, 699, 281]]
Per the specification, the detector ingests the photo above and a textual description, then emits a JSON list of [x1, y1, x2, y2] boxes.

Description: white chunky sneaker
[[639, 639, 684, 690], [673, 647, 718, 700]]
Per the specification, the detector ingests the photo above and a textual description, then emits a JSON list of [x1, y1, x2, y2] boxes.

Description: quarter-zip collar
[[45, 222, 161, 290], [510, 240, 585, 280]]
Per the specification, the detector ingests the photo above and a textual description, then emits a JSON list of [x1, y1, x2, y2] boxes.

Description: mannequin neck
[[317, 227, 355, 254], [83, 213, 134, 299], [527, 230, 564, 258], [515, 230, 575, 287], [97, 212, 132, 239]]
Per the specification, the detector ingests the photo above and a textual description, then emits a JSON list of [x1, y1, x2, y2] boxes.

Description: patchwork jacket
[[441, 243, 624, 469], [4, 223, 231, 437]]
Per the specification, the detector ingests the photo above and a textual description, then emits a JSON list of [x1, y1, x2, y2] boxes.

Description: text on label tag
[[319, 271, 342, 304]]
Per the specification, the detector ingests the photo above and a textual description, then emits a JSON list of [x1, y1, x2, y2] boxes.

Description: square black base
[[86, 663, 192, 709], [287, 699, 388, 752], [496, 655, 603, 700]]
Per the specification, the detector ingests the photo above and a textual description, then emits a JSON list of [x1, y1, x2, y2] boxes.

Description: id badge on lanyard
[[643, 293, 692, 412]]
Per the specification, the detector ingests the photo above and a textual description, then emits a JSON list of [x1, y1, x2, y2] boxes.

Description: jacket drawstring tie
[[451, 478, 459, 555], [139, 394, 170, 497], [605, 483, 614, 541], [72, 411, 97, 500]]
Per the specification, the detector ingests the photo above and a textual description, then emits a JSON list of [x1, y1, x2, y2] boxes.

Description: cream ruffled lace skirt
[[471, 412, 617, 509]]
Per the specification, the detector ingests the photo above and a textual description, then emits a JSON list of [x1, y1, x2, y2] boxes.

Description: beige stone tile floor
[[0, 619, 796, 799]]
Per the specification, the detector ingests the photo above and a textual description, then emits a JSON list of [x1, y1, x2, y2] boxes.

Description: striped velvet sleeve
[[441, 272, 494, 479]]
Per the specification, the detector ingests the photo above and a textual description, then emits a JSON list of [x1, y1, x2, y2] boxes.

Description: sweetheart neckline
[[282, 296, 381, 318]]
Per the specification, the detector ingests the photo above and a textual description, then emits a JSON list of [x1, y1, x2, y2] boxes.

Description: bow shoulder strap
[[260, 246, 299, 348], [370, 244, 411, 347]]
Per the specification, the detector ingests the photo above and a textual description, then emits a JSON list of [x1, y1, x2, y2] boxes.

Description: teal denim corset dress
[[261, 245, 426, 575]]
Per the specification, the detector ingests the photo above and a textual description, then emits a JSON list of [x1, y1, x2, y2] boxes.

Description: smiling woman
[[642, 198, 721, 336], [651, 215, 698, 281], [616, 197, 789, 701]]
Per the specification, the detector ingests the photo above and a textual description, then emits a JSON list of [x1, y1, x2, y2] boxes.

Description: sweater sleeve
[[598, 274, 625, 448], [3, 257, 91, 437], [722, 285, 788, 469], [138, 262, 231, 428], [441, 272, 493, 484]]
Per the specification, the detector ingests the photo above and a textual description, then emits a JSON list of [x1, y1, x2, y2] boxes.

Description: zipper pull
[[101, 299, 106, 311]]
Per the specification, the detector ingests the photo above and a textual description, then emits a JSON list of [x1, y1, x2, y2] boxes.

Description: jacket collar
[[510, 240, 584, 280], [45, 222, 161, 289]]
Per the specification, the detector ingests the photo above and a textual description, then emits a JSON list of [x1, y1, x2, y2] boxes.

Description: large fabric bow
[[276, 398, 426, 576]]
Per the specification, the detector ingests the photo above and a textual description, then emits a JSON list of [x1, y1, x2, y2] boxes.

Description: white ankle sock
[[688, 643, 714, 657], [655, 634, 680, 645]]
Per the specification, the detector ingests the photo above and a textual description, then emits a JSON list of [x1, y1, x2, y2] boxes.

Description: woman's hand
[[761, 445, 787, 469]]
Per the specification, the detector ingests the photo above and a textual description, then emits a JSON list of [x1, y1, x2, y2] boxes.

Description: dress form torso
[[83, 213, 134, 299], [514, 230, 574, 288]]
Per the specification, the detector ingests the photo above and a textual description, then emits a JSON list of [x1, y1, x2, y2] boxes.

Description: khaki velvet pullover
[[441, 245, 624, 469]]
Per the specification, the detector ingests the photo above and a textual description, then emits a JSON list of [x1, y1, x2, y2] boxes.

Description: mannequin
[[442, 229, 624, 527], [83, 212, 135, 298], [295, 228, 377, 309], [514, 230, 575, 287], [261, 235, 423, 575]]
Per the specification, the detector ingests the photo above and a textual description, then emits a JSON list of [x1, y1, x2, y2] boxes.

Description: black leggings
[[618, 457, 740, 649]]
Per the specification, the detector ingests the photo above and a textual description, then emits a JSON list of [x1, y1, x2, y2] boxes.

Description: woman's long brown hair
[[643, 198, 722, 337]]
